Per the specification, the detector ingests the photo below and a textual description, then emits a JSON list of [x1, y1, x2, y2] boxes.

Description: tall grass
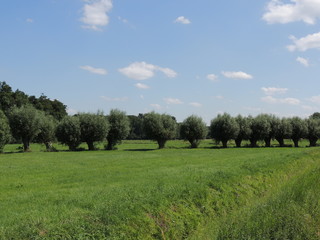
[[0, 140, 319, 239]]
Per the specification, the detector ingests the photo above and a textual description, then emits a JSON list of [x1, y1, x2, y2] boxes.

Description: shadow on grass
[[124, 149, 156, 152]]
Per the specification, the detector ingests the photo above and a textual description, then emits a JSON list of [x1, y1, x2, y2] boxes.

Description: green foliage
[[78, 112, 109, 150], [0, 110, 11, 152], [306, 118, 320, 147], [234, 115, 252, 147], [249, 114, 271, 147], [143, 112, 177, 149], [36, 113, 57, 151], [289, 117, 308, 147], [274, 118, 292, 147], [29, 94, 67, 121], [180, 115, 208, 148], [106, 109, 130, 150], [0, 81, 67, 120], [127, 114, 145, 140], [56, 116, 81, 151], [8, 105, 41, 151], [210, 113, 239, 148]]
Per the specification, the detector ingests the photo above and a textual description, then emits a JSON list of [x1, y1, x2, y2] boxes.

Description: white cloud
[[80, 65, 107, 75], [26, 18, 34, 23], [296, 56, 309, 66], [207, 74, 219, 82], [164, 98, 183, 105], [263, 0, 320, 24], [135, 83, 150, 89], [101, 96, 128, 102], [119, 62, 177, 80], [222, 71, 253, 79], [261, 87, 288, 95], [287, 32, 320, 51], [81, 0, 113, 31], [150, 104, 162, 110], [189, 102, 202, 107], [261, 96, 300, 105], [215, 95, 225, 100], [174, 16, 191, 24], [118, 16, 128, 24], [309, 95, 320, 104]]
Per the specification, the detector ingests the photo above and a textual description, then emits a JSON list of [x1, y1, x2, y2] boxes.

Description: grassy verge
[[0, 140, 319, 239]]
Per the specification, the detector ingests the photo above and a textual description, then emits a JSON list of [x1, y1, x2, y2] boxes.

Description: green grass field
[[1, 140, 320, 239]]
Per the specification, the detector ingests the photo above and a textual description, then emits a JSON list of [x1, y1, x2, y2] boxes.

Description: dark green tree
[[106, 109, 130, 150], [180, 115, 208, 148], [143, 112, 177, 149], [78, 112, 109, 151], [234, 115, 252, 147], [127, 114, 145, 140], [8, 105, 41, 151], [56, 116, 82, 151], [0, 81, 14, 113], [0, 110, 11, 152], [274, 118, 292, 147], [289, 117, 307, 147], [249, 115, 271, 147], [310, 112, 320, 120], [306, 118, 320, 147], [210, 113, 239, 148]]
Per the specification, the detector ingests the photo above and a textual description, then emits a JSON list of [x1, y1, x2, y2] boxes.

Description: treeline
[[1, 104, 320, 152], [0, 81, 67, 120], [1, 82, 320, 152]]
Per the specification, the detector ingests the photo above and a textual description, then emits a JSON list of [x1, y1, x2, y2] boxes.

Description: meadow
[[1, 140, 320, 239]]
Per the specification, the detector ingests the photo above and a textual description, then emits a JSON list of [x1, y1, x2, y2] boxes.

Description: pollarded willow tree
[[180, 115, 208, 148], [248, 114, 271, 147], [56, 116, 82, 151], [262, 114, 278, 147], [37, 113, 57, 151], [274, 118, 292, 147], [78, 112, 109, 151], [106, 109, 130, 150], [8, 105, 41, 152], [289, 117, 307, 147], [210, 113, 239, 148], [305, 118, 320, 147], [234, 115, 252, 147], [0, 110, 11, 152], [143, 112, 177, 149]]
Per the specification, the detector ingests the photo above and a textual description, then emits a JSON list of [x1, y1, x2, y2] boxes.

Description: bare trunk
[[157, 139, 166, 149], [235, 138, 242, 148], [276, 138, 284, 147]]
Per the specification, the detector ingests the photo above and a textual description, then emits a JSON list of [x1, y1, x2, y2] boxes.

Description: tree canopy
[[180, 115, 208, 148], [143, 112, 177, 149]]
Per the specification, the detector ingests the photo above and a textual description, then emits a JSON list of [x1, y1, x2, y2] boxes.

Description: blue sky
[[1, 0, 320, 123]]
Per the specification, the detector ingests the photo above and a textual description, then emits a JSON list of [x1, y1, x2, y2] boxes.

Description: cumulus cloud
[[222, 71, 253, 79], [80, 65, 107, 75], [164, 98, 183, 105], [189, 102, 202, 107], [101, 96, 128, 102], [261, 96, 300, 105], [174, 16, 191, 24], [261, 87, 288, 95], [81, 0, 113, 31], [296, 56, 310, 66], [207, 74, 218, 82], [119, 62, 177, 80], [263, 0, 320, 24], [135, 83, 150, 89], [287, 32, 320, 51]]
